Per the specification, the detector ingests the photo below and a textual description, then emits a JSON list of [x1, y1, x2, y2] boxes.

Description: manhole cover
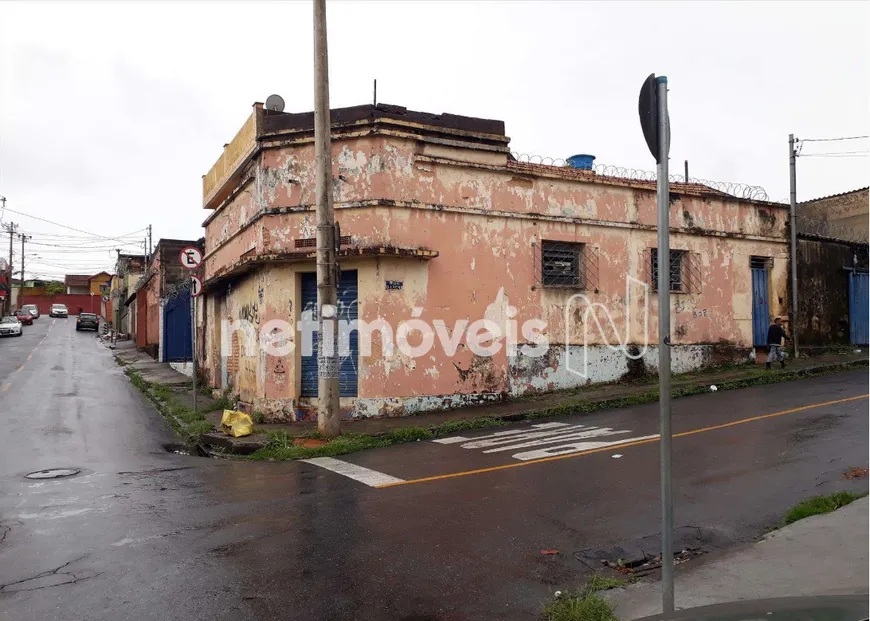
[[25, 468, 81, 480]]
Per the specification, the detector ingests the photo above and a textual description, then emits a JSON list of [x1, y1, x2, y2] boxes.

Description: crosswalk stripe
[[301, 457, 405, 487]]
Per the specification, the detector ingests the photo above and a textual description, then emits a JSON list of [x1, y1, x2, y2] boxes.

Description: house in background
[[798, 187, 868, 242], [114, 254, 145, 338], [126, 239, 200, 363], [797, 187, 869, 347], [89, 271, 112, 296], [65, 274, 91, 295], [197, 101, 790, 421]]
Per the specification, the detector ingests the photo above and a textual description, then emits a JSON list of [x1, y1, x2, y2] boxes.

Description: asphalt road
[[0, 318, 867, 621]]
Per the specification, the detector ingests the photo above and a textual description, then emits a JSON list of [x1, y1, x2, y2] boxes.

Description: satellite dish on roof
[[266, 94, 285, 112]]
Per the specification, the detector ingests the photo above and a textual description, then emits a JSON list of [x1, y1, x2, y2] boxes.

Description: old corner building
[[198, 102, 791, 421]]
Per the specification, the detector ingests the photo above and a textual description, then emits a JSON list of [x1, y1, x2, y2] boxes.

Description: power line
[[799, 151, 869, 158], [1, 207, 147, 244], [799, 135, 869, 143]]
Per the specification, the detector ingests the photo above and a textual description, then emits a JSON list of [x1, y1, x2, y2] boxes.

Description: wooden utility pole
[[313, 0, 340, 438], [2, 221, 17, 315]]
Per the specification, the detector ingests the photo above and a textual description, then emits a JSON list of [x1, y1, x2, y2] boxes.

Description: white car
[[49, 304, 68, 318], [0, 316, 23, 337]]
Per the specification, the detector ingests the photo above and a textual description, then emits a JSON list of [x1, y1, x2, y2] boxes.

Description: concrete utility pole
[[19, 234, 31, 300], [655, 76, 674, 615], [3, 221, 17, 315], [313, 0, 341, 439], [147, 225, 153, 262], [788, 134, 800, 358]]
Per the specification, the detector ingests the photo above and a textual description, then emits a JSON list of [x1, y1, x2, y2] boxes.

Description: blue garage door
[[751, 267, 770, 346], [300, 271, 358, 397], [849, 271, 869, 345], [163, 290, 192, 362]]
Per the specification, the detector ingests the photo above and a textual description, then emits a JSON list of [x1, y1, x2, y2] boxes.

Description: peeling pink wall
[[202, 133, 790, 417]]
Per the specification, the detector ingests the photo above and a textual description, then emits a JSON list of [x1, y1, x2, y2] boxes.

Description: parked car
[[13, 310, 33, 325], [76, 312, 99, 331], [49, 304, 69, 318], [20, 304, 39, 319], [0, 316, 23, 337]]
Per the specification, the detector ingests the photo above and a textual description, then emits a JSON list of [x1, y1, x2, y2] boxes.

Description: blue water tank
[[566, 154, 596, 170]]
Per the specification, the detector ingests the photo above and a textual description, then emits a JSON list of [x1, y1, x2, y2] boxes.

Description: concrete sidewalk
[[606, 497, 870, 620], [110, 339, 192, 386], [220, 352, 866, 439]]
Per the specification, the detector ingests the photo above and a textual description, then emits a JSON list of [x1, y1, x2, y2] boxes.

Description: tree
[[44, 281, 65, 295]]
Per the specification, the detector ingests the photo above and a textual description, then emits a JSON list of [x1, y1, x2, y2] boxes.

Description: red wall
[[136, 294, 148, 348], [19, 294, 101, 316]]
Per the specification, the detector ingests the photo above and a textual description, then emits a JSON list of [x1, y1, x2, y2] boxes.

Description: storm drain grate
[[25, 468, 81, 480]]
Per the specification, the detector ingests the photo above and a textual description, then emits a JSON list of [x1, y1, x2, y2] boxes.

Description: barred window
[[535, 241, 599, 290], [750, 256, 773, 269], [646, 248, 701, 293]]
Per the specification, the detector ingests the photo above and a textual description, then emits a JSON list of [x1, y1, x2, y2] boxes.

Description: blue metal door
[[751, 267, 769, 346], [163, 290, 192, 362], [300, 271, 358, 397], [849, 271, 869, 345]]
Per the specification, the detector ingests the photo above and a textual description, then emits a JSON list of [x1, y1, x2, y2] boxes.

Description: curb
[[198, 358, 867, 457]]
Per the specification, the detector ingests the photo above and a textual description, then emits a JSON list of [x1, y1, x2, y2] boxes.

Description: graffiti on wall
[[239, 302, 259, 325]]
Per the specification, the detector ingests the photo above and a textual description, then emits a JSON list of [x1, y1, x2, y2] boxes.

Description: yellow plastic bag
[[220, 409, 253, 438]]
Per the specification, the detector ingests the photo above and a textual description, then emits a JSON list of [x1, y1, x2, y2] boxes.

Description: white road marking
[[612, 454, 623, 459], [431, 436, 469, 444], [431, 422, 570, 444], [512, 434, 659, 461], [481, 426, 631, 453], [302, 457, 405, 487], [433, 420, 657, 463]]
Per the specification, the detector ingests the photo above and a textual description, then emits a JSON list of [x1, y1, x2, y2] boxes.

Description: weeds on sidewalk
[[783, 491, 867, 525], [541, 575, 632, 621], [247, 415, 508, 461], [527, 359, 866, 421], [210, 388, 236, 412], [124, 368, 214, 443]]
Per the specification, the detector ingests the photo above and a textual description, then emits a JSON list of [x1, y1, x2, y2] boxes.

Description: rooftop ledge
[[202, 245, 439, 291]]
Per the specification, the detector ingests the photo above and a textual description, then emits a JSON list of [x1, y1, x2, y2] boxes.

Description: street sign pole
[[180, 247, 204, 416], [191, 287, 197, 415], [638, 73, 674, 614], [655, 76, 674, 614]]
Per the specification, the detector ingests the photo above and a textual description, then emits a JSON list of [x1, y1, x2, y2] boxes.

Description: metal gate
[[849, 271, 869, 345], [163, 290, 192, 361], [300, 270, 359, 397], [751, 267, 770, 346]]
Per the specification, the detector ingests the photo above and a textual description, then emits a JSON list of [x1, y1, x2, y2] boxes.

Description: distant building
[[126, 240, 200, 361], [798, 187, 869, 243], [796, 187, 870, 347], [113, 254, 146, 337], [88, 271, 112, 296], [65, 274, 91, 295]]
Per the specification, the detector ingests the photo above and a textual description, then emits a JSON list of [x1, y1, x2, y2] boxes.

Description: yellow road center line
[[376, 394, 869, 489]]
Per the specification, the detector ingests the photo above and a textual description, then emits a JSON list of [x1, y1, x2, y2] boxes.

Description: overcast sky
[[1, 1, 867, 281]]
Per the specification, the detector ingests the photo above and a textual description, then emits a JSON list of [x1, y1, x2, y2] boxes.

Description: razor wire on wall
[[160, 278, 194, 307], [510, 153, 770, 201], [797, 216, 869, 243]]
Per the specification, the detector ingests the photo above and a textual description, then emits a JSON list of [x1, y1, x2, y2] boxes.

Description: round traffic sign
[[190, 275, 203, 298], [179, 246, 203, 270]]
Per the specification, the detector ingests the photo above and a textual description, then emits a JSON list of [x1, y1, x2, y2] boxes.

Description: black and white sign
[[179, 246, 203, 270], [190, 275, 203, 298]]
